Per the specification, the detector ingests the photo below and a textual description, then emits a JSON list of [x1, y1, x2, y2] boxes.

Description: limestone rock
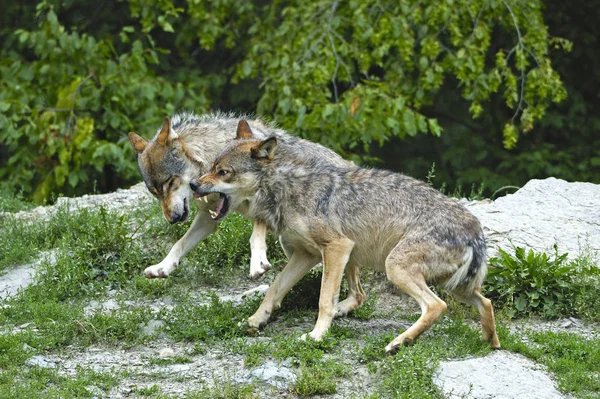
[[159, 347, 175, 359], [25, 355, 58, 369], [462, 178, 600, 259], [434, 351, 564, 399], [250, 360, 296, 389]]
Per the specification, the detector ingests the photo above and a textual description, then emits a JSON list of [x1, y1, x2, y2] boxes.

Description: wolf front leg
[[249, 221, 271, 279], [248, 248, 319, 329], [302, 237, 355, 341], [144, 211, 217, 278]]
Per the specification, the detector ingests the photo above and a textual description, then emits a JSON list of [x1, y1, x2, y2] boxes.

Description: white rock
[[25, 355, 58, 369], [5, 182, 152, 223], [141, 319, 165, 336], [251, 360, 296, 389], [463, 178, 600, 259], [434, 351, 565, 399], [159, 347, 175, 359], [168, 364, 191, 373], [0, 250, 56, 301]]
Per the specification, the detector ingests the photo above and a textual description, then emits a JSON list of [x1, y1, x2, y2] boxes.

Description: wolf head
[[190, 120, 276, 221], [128, 117, 199, 224]]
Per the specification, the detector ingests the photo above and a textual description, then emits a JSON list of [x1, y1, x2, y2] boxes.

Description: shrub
[[485, 246, 600, 320]]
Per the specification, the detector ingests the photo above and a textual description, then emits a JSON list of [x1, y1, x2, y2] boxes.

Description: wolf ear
[[156, 117, 177, 146], [236, 119, 254, 140], [128, 132, 148, 153], [251, 137, 277, 160]]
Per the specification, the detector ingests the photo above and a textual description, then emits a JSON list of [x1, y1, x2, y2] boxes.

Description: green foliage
[[0, 1, 208, 202], [243, 0, 567, 158], [0, 0, 575, 202], [486, 246, 600, 320]]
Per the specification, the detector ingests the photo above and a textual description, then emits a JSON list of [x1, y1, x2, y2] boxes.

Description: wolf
[[128, 112, 350, 280], [191, 120, 501, 352]]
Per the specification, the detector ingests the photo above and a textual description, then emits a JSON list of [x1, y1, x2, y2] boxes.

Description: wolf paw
[[247, 313, 269, 329], [384, 336, 414, 354], [299, 330, 324, 342], [144, 263, 176, 279], [249, 255, 271, 280]]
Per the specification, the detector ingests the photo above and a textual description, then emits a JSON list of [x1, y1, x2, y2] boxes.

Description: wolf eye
[[217, 169, 229, 176]]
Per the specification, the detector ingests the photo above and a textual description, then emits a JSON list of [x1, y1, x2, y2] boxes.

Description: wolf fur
[[128, 112, 349, 279], [193, 120, 500, 352]]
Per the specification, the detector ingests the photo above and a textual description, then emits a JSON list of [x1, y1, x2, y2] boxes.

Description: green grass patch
[[294, 358, 347, 396], [0, 189, 34, 213], [0, 365, 120, 398], [499, 327, 600, 398], [148, 355, 193, 366], [187, 378, 257, 399], [161, 293, 260, 343]]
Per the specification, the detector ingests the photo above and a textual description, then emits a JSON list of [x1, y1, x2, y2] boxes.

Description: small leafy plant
[[486, 245, 600, 320]]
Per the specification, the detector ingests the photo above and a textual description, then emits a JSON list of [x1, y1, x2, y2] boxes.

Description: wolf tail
[[444, 235, 487, 294]]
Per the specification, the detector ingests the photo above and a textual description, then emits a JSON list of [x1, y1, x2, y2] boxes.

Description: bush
[[485, 246, 600, 320]]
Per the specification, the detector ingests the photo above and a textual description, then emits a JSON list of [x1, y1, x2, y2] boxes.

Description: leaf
[[514, 295, 527, 312], [402, 110, 417, 136], [241, 60, 253, 77], [427, 118, 442, 136]]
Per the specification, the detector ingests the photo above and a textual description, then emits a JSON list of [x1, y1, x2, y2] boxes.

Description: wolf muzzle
[[189, 179, 231, 221]]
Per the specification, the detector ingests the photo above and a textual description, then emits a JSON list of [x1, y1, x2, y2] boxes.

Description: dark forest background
[[1, 0, 598, 203]]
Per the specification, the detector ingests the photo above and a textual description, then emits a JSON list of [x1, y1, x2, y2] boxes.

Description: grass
[[499, 327, 600, 398], [0, 188, 34, 212], [187, 378, 258, 399], [294, 359, 347, 396], [1, 190, 599, 398], [0, 365, 120, 398]]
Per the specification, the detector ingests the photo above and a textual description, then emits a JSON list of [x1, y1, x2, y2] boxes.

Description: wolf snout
[[169, 212, 183, 224], [189, 180, 200, 191]]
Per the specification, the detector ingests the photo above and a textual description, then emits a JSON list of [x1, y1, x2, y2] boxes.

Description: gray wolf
[[191, 120, 501, 352], [128, 112, 349, 279]]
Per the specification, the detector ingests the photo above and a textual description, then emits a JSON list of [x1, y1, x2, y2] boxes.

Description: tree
[[0, 0, 575, 202]]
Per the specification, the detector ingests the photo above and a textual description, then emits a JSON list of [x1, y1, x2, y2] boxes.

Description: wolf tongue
[[215, 195, 225, 214]]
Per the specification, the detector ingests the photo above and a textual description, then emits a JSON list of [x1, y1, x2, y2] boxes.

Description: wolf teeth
[[209, 210, 218, 218], [202, 196, 209, 203]]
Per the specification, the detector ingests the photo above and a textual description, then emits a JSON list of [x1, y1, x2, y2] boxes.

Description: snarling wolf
[[128, 113, 349, 279], [192, 120, 500, 352]]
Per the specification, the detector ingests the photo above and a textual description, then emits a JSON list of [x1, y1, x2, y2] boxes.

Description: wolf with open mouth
[[128, 112, 350, 279], [192, 120, 500, 352]]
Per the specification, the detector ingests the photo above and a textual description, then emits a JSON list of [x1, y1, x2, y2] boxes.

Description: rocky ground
[[1, 178, 599, 398]]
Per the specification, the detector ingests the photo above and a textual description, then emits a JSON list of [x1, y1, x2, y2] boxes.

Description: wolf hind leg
[[248, 248, 319, 329], [454, 288, 501, 349], [334, 262, 366, 318], [145, 211, 217, 278], [384, 242, 448, 353]]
